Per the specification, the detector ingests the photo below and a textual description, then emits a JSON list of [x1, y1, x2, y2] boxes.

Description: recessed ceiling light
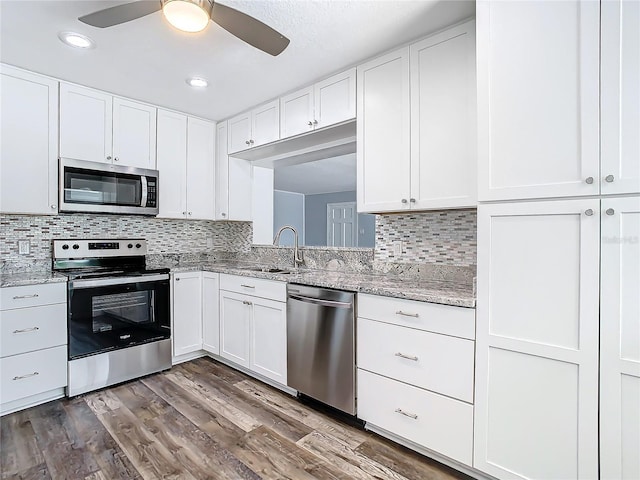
[[186, 77, 208, 88], [58, 31, 95, 49]]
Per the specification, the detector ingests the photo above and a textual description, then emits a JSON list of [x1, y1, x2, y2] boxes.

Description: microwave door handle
[[140, 176, 148, 207]]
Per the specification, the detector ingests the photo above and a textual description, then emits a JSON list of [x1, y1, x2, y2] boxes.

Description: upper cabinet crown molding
[[59, 82, 157, 169]]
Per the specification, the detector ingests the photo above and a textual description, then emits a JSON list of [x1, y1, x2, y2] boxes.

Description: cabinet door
[[410, 21, 477, 210], [251, 100, 279, 147], [476, 0, 600, 201], [250, 297, 286, 385], [202, 272, 220, 355], [228, 113, 251, 154], [156, 110, 187, 219], [601, 1, 640, 195], [186, 117, 215, 220], [357, 48, 411, 213], [280, 86, 314, 138], [112, 97, 156, 169], [474, 200, 600, 480], [228, 157, 252, 221], [59, 83, 112, 163], [314, 68, 356, 129], [172, 272, 203, 358], [219, 290, 250, 367], [0, 66, 58, 215], [215, 121, 229, 220], [600, 197, 640, 480]]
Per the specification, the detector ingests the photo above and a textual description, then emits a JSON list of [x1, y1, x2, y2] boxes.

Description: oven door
[[68, 274, 170, 360]]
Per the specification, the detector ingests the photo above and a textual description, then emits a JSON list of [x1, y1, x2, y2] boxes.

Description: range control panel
[[53, 239, 147, 259]]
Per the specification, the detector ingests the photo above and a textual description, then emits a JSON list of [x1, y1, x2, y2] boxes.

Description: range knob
[[72, 244, 80, 250], [62, 244, 69, 250], [128, 243, 133, 249], [135, 243, 142, 249]]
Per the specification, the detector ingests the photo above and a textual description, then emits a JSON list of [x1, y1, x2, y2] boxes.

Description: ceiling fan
[[78, 0, 290, 56]]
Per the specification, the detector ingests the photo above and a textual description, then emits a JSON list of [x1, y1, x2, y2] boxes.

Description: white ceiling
[[274, 153, 355, 195], [0, 0, 474, 121]]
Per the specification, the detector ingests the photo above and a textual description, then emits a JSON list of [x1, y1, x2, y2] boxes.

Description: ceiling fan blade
[[211, 2, 290, 56], [78, 1, 162, 28]]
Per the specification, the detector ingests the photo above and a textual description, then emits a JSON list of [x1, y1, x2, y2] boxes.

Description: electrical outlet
[[393, 241, 403, 256], [18, 240, 30, 255]]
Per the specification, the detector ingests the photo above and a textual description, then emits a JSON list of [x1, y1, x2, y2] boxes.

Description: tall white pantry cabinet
[[474, 2, 640, 480]]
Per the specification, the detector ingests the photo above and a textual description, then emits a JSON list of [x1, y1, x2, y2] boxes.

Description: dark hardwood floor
[[1, 357, 470, 480]]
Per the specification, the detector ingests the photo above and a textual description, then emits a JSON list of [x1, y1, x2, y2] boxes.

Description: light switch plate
[[393, 241, 403, 256], [18, 240, 30, 255]]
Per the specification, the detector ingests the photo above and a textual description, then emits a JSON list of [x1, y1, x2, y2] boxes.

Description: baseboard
[[172, 350, 206, 365], [1, 387, 65, 416]]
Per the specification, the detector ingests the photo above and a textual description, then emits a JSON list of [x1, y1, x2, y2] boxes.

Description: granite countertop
[[0, 271, 69, 288]]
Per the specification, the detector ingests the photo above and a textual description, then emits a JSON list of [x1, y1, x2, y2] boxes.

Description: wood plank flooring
[[1, 357, 471, 480]]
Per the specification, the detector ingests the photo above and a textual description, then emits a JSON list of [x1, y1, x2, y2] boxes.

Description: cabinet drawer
[[357, 318, 474, 402], [220, 274, 286, 302], [357, 369, 473, 466], [0, 345, 67, 404], [1, 283, 66, 310], [358, 293, 475, 339], [0, 303, 67, 357]]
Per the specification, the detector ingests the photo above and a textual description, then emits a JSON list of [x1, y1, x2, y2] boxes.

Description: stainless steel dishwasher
[[287, 284, 356, 415]]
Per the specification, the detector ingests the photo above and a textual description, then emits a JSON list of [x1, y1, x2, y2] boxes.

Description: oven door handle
[[70, 274, 169, 289]]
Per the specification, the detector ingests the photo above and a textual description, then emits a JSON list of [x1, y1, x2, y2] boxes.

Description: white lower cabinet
[[202, 272, 220, 355], [172, 272, 203, 357], [356, 293, 475, 467], [219, 274, 287, 385], [0, 282, 67, 415]]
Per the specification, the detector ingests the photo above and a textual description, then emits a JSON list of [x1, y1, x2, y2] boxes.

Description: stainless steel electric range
[[53, 239, 171, 396]]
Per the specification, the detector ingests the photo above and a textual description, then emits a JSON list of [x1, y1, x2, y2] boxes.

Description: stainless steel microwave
[[59, 158, 159, 215]]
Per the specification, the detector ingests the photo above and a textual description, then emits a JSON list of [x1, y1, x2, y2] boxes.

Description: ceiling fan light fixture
[[162, 0, 211, 33]]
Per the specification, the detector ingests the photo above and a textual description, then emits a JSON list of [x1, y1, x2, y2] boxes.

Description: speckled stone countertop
[[162, 262, 476, 308], [0, 271, 68, 288]]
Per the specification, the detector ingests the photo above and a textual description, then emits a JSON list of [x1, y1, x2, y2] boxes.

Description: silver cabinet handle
[[13, 327, 40, 334], [409, 198, 416, 203], [395, 310, 419, 318], [585, 177, 594, 184], [249, 139, 254, 144], [245, 140, 250, 145], [182, 211, 187, 215], [114, 157, 119, 162], [395, 352, 418, 361], [188, 212, 192, 216], [313, 120, 318, 125], [51, 204, 56, 209], [605, 175, 615, 183], [240, 284, 255, 289], [221, 213, 227, 217], [401, 199, 408, 204], [13, 372, 39, 381], [12, 294, 39, 300], [242, 300, 252, 305], [585, 209, 594, 216], [106, 156, 112, 160], [606, 208, 615, 216], [307, 121, 313, 127], [175, 278, 180, 281], [395, 408, 418, 420]]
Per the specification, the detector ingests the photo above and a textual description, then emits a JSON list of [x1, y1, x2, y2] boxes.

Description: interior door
[[327, 202, 357, 247]]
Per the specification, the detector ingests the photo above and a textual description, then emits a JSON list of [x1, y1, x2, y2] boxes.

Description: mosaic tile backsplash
[[0, 214, 252, 273], [375, 209, 477, 267]]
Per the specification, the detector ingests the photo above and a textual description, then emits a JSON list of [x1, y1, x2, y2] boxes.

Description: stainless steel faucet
[[273, 225, 304, 268]]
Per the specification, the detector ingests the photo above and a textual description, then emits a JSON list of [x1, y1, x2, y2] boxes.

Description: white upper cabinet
[[358, 21, 476, 213], [601, 0, 640, 196], [0, 65, 59, 215], [410, 21, 477, 209], [216, 120, 252, 221], [357, 47, 411, 213], [215, 121, 230, 220], [60, 83, 157, 168], [228, 100, 279, 153], [281, 69, 356, 139], [156, 109, 215, 220], [112, 97, 157, 169], [477, 0, 600, 201]]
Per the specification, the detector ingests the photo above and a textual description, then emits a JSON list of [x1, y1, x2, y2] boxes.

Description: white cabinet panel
[[172, 272, 203, 357], [357, 47, 411, 212], [228, 157, 252, 221], [251, 100, 279, 147], [314, 69, 356, 129], [250, 297, 286, 384], [600, 197, 640, 480], [477, 0, 600, 201], [157, 110, 187, 219], [252, 167, 274, 245], [601, 0, 640, 196], [228, 113, 251, 153], [0, 66, 59, 215], [186, 117, 215, 220], [280, 86, 314, 138], [0, 303, 67, 357], [219, 290, 251, 367], [219, 274, 286, 302], [59, 83, 112, 164], [215, 121, 230, 220], [474, 200, 600, 480], [202, 272, 220, 355], [410, 21, 476, 209], [112, 97, 156, 169]]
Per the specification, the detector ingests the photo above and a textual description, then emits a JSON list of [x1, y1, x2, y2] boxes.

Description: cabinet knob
[[605, 174, 615, 183], [410, 198, 416, 203], [242, 300, 252, 305], [50, 204, 56, 209], [401, 199, 408, 204], [221, 213, 227, 217], [245, 140, 250, 145], [584, 209, 594, 216], [585, 177, 594, 184], [313, 119, 318, 125], [182, 211, 187, 215], [114, 157, 119, 162], [307, 121, 313, 127], [175, 277, 180, 281], [188, 212, 192, 216], [249, 139, 254, 145], [106, 156, 112, 160], [605, 208, 615, 216]]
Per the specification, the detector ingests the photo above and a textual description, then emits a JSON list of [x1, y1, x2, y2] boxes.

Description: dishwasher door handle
[[288, 293, 352, 309]]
